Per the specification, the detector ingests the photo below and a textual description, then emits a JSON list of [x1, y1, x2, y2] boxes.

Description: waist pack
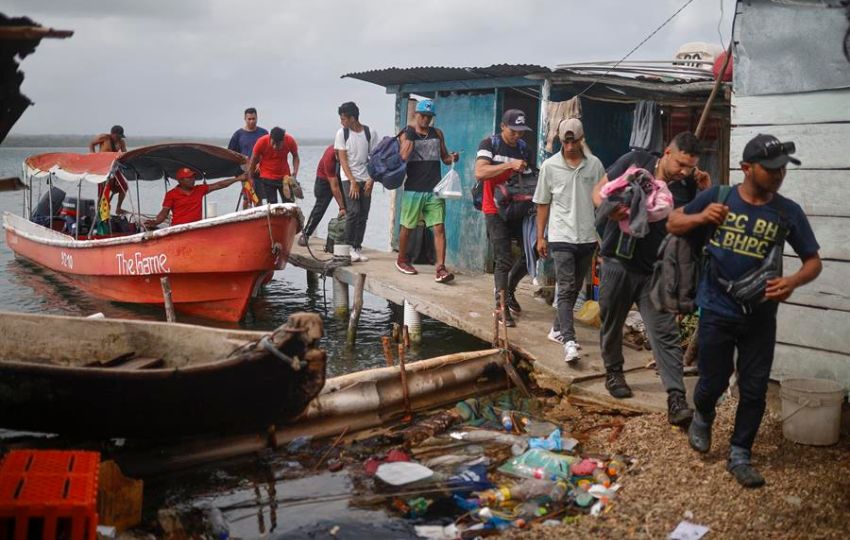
[[324, 216, 347, 254], [494, 172, 538, 221], [367, 132, 406, 190], [714, 243, 784, 311], [649, 185, 731, 315]]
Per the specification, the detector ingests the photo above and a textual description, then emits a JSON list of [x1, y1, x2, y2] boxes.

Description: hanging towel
[[628, 101, 663, 154], [544, 97, 582, 152]]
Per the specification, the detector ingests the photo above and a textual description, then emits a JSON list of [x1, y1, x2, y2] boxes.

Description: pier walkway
[[289, 239, 695, 414]]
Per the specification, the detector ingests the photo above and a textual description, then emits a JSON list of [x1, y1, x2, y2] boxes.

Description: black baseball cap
[[110, 125, 125, 138], [742, 134, 801, 169], [501, 109, 532, 132]]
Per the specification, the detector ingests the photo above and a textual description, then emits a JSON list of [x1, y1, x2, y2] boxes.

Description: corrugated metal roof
[[342, 64, 549, 87], [553, 61, 717, 84]]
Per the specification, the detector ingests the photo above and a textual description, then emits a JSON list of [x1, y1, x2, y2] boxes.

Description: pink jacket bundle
[[600, 166, 673, 235]]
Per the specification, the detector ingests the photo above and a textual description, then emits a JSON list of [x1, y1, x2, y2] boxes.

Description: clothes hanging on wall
[[628, 100, 663, 154], [544, 97, 582, 152]]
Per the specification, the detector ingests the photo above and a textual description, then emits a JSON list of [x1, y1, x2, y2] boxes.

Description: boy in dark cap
[[667, 134, 822, 488]]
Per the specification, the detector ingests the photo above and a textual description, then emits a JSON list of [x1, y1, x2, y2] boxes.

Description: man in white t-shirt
[[334, 101, 377, 262], [533, 118, 604, 364]]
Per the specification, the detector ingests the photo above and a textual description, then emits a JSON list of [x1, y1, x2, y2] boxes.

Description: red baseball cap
[[175, 167, 197, 180]]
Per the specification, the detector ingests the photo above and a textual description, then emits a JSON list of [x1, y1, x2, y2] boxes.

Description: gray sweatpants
[[598, 258, 685, 394]]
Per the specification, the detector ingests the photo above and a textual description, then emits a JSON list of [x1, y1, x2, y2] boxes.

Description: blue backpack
[[367, 132, 407, 190]]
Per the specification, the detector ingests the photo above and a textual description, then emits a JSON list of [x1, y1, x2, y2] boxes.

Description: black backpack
[[649, 185, 731, 315], [472, 135, 531, 213]]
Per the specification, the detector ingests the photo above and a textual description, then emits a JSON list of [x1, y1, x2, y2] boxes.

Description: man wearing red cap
[[145, 167, 244, 228]]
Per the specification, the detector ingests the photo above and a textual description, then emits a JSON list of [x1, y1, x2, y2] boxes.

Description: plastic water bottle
[[573, 487, 593, 508], [204, 506, 230, 540], [501, 411, 513, 432], [509, 479, 557, 500], [592, 468, 611, 487], [548, 480, 568, 503], [607, 458, 626, 478]]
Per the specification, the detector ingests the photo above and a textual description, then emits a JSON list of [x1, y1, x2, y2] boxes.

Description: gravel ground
[[504, 397, 850, 539]]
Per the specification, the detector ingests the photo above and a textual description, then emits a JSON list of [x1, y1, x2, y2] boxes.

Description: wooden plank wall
[[731, 89, 850, 390]]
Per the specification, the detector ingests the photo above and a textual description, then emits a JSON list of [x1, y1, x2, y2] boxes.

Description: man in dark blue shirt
[[228, 107, 268, 157], [228, 108, 268, 208], [668, 134, 822, 488]]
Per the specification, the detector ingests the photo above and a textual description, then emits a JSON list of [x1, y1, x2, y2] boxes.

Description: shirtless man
[[89, 125, 128, 213], [89, 125, 127, 153]]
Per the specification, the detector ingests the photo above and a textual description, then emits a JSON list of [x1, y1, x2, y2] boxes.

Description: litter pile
[[351, 390, 631, 538]]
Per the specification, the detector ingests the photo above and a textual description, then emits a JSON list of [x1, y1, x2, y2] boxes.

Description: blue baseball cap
[[415, 99, 435, 116]]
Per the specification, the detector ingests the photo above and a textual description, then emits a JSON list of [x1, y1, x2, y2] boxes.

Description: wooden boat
[[0, 311, 326, 439], [116, 348, 511, 475], [3, 144, 302, 322]]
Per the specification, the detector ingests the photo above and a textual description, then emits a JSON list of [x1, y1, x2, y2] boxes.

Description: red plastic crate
[[0, 450, 99, 540]]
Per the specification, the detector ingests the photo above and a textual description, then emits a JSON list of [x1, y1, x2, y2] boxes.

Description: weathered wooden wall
[[731, 43, 850, 390]]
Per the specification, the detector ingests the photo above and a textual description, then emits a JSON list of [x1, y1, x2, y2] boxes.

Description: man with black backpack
[[591, 132, 710, 426], [474, 109, 535, 327], [668, 134, 821, 488], [396, 99, 459, 282], [335, 101, 377, 262]]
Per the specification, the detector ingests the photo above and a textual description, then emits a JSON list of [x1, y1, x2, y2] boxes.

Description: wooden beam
[[0, 26, 74, 39]]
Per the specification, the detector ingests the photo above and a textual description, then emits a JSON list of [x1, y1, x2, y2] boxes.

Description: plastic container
[[780, 378, 846, 446], [592, 468, 611, 487], [522, 419, 558, 438], [501, 412, 514, 432]]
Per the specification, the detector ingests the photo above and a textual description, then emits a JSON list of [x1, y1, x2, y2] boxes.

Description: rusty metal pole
[[398, 343, 411, 414]]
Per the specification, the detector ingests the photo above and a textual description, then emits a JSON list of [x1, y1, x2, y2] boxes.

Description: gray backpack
[[649, 186, 731, 315]]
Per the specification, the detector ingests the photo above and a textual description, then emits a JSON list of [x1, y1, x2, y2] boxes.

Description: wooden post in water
[[332, 276, 349, 318], [346, 273, 366, 345], [381, 336, 394, 367], [306, 269, 319, 289], [397, 343, 411, 415], [160, 277, 176, 323]]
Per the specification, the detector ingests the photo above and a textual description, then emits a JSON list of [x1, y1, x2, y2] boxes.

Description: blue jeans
[[694, 306, 777, 450]]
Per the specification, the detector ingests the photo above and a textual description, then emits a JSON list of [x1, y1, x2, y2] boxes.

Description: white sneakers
[[547, 328, 565, 345], [564, 340, 580, 363], [350, 248, 369, 262]]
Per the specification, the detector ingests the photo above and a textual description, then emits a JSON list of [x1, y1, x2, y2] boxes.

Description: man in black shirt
[[591, 131, 711, 425], [397, 99, 459, 282]]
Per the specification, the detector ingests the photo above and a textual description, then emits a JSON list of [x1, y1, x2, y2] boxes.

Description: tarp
[[24, 152, 118, 184], [23, 143, 247, 185]]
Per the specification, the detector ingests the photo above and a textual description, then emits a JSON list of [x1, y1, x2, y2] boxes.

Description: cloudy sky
[[7, 0, 735, 139]]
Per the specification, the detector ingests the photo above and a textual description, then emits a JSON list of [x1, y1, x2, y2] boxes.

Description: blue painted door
[[433, 92, 497, 272]]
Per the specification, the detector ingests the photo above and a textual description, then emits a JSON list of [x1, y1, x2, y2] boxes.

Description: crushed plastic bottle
[[449, 430, 528, 455], [201, 505, 229, 540], [521, 419, 559, 438], [573, 487, 593, 508], [501, 412, 514, 432], [592, 468, 611, 487]]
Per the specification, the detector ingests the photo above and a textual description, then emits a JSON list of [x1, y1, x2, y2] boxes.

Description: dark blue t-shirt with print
[[228, 127, 268, 157], [683, 185, 819, 319]]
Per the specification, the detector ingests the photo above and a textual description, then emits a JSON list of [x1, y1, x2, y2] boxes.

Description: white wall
[[730, 89, 850, 390]]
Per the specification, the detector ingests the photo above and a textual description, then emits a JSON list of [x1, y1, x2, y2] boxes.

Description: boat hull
[[3, 205, 301, 321], [0, 311, 327, 439]]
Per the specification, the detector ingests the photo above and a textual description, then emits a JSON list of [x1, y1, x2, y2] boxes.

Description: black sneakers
[[605, 371, 633, 399], [506, 292, 522, 315], [729, 463, 765, 488], [688, 410, 714, 453], [667, 391, 694, 427]]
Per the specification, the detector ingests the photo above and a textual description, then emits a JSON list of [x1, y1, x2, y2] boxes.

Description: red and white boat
[[3, 144, 302, 322]]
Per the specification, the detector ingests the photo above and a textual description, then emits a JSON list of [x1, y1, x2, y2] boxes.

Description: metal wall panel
[[433, 92, 497, 272]]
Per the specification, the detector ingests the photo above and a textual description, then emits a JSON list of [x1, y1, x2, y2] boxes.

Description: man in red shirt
[[299, 144, 345, 246], [144, 167, 244, 228], [247, 126, 300, 204]]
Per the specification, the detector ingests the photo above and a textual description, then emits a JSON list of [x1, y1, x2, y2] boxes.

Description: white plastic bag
[[433, 164, 462, 199]]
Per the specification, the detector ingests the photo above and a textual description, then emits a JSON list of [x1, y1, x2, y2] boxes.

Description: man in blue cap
[[397, 99, 459, 282], [668, 134, 821, 488]]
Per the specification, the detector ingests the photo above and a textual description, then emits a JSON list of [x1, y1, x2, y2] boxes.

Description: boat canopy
[[23, 143, 247, 185]]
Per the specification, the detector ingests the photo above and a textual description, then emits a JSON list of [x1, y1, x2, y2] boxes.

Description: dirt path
[[510, 398, 850, 539]]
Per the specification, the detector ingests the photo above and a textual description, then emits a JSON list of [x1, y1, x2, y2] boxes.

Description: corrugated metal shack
[[344, 60, 730, 273], [732, 0, 850, 390]]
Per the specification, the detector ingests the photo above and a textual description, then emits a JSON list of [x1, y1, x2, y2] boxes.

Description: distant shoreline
[[1, 134, 333, 148]]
